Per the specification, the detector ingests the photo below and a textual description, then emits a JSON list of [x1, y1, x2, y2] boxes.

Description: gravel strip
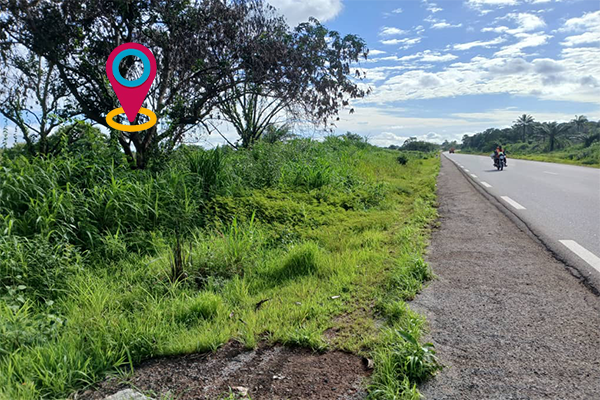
[[412, 156, 600, 399]]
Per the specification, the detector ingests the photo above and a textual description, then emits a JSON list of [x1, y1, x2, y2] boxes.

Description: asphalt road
[[445, 152, 600, 290]]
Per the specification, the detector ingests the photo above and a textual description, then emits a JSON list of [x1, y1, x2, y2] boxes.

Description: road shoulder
[[412, 156, 600, 399]]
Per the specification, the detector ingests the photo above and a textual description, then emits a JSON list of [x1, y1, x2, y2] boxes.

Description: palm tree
[[536, 122, 571, 152], [515, 114, 535, 142], [571, 115, 588, 137]]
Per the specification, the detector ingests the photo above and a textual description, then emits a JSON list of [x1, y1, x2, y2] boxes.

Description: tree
[[1, 0, 331, 168], [261, 124, 296, 144], [0, 51, 75, 156], [536, 122, 571, 152], [401, 137, 438, 152], [514, 114, 535, 143], [210, 18, 369, 148], [571, 115, 588, 137]]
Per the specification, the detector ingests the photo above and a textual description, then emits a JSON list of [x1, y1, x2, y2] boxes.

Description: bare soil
[[412, 156, 600, 399], [77, 341, 370, 400]]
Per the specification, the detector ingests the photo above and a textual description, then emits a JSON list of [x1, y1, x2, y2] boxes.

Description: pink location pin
[[106, 43, 157, 122]]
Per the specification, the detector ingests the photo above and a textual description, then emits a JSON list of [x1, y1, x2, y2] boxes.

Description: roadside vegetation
[[0, 130, 440, 399], [0, 1, 444, 398], [460, 114, 600, 167]]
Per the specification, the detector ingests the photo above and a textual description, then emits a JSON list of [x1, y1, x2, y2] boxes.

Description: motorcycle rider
[[493, 145, 507, 167]]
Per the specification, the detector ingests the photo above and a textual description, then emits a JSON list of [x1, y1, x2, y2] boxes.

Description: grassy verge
[[0, 136, 440, 399]]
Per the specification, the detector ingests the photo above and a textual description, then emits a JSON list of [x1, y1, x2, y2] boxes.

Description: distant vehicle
[[449, 147, 455, 153], [493, 153, 506, 171]]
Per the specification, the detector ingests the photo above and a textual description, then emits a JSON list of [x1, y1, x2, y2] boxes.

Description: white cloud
[[467, 0, 519, 7], [359, 45, 600, 106], [381, 39, 404, 45], [504, 13, 546, 33], [392, 8, 403, 14], [421, 0, 443, 13], [369, 50, 387, 56], [451, 109, 584, 124], [453, 37, 506, 50], [333, 106, 485, 146], [559, 10, 600, 47], [422, 53, 459, 62], [432, 22, 463, 29], [562, 31, 600, 47], [494, 32, 552, 57], [380, 37, 421, 49], [560, 10, 600, 32], [380, 27, 407, 36], [398, 51, 459, 63], [482, 26, 509, 33], [267, 0, 343, 26]]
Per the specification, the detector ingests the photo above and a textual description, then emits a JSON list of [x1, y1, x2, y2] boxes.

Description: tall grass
[[0, 132, 440, 399]]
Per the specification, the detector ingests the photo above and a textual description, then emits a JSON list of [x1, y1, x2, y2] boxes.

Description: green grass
[[0, 135, 441, 399]]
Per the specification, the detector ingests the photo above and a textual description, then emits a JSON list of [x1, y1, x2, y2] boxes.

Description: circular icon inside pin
[[106, 43, 157, 131]]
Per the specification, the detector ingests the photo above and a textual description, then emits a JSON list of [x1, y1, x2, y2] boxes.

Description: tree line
[[0, 0, 370, 168], [388, 136, 440, 153], [462, 114, 600, 153]]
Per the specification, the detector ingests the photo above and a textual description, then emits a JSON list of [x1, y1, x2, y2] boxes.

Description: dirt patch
[[77, 342, 370, 400]]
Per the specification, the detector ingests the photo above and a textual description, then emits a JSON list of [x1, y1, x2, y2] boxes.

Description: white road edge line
[[501, 196, 526, 210], [465, 169, 470, 172], [543, 171, 559, 175], [470, 174, 478, 178], [480, 182, 492, 188], [559, 240, 600, 273]]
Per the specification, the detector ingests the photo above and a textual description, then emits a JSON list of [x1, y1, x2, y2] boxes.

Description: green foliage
[[400, 137, 440, 153], [397, 154, 408, 165], [0, 137, 440, 399], [0, 235, 82, 304], [372, 329, 442, 390]]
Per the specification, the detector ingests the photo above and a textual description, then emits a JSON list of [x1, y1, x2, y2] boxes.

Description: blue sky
[[268, 0, 600, 147]]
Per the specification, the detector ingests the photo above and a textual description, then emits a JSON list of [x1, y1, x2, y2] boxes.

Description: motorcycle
[[492, 153, 506, 171]]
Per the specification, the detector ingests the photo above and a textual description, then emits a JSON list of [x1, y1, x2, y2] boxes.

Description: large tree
[[571, 115, 588, 137], [514, 114, 535, 143], [1, 0, 369, 166], [536, 122, 571, 152], [202, 18, 369, 148], [0, 51, 75, 156]]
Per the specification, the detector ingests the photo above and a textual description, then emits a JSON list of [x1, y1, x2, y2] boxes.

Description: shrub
[[397, 154, 409, 165]]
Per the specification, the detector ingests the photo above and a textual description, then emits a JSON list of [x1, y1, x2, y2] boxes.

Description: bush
[[385, 330, 442, 383]]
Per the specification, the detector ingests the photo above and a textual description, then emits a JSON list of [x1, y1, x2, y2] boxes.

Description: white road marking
[[465, 169, 470, 172], [559, 240, 600, 273], [461, 166, 465, 169], [480, 182, 492, 188], [470, 174, 478, 178], [543, 171, 559, 175], [501, 196, 526, 210]]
